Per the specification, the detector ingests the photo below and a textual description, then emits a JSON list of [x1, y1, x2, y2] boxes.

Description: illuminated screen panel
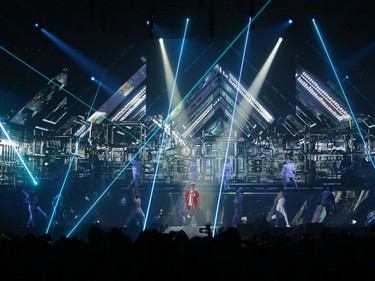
[[88, 64, 146, 124], [295, 65, 351, 124], [10, 70, 67, 126], [10, 86, 57, 125], [42, 96, 69, 125], [110, 85, 147, 122]]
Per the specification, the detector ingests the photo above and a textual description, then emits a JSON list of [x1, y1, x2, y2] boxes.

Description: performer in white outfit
[[275, 191, 290, 227], [223, 158, 233, 190]]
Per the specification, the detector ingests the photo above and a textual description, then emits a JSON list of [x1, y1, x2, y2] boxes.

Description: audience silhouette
[[0, 222, 373, 281]]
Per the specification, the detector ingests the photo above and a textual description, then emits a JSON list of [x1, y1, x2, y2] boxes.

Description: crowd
[[0, 223, 374, 281]]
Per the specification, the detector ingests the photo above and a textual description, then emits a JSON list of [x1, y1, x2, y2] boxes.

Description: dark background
[[0, 0, 374, 121]]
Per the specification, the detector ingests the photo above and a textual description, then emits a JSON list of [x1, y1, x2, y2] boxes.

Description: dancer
[[274, 191, 290, 227], [128, 156, 144, 189], [23, 189, 48, 228], [124, 188, 145, 229], [51, 193, 68, 227], [281, 159, 298, 190], [231, 187, 244, 227], [223, 158, 233, 190], [187, 156, 199, 188], [317, 186, 337, 224]]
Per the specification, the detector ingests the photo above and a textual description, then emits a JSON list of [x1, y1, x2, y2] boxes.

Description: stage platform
[[1, 181, 374, 240]]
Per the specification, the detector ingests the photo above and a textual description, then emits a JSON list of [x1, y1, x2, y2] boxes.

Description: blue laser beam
[[143, 18, 190, 231], [312, 19, 375, 170], [213, 17, 252, 236]]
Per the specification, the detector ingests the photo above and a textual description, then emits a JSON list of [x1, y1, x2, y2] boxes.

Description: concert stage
[[1, 180, 374, 240]]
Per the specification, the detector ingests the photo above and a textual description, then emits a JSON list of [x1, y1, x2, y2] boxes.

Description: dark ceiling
[[0, 0, 374, 120]]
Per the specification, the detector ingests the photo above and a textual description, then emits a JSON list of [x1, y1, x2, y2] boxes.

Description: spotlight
[[34, 22, 39, 28], [141, 56, 147, 63], [288, 19, 293, 24], [146, 20, 150, 26], [90, 76, 95, 81]]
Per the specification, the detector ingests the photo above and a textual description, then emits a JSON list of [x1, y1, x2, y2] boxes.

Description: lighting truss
[[223, 86, 268, 131], [150, 116, 186, 145], [183, 100, 218, 138], [282, 115, 304, 137], [74, 123, 90, 137], [223, 109, 252, 137], [175, 92, 214, 137], [295, 105, 316, 128]]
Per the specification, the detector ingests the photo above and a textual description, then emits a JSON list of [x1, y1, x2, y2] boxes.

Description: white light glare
[[0, 122, 38, 185]]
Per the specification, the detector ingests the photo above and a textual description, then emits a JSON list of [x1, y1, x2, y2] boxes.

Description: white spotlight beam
[[238, 38, 283, 125]]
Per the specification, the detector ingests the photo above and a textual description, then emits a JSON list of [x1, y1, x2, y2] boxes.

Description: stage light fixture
[[35, 126, 49, 132], [364, 115, 375, 128]]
